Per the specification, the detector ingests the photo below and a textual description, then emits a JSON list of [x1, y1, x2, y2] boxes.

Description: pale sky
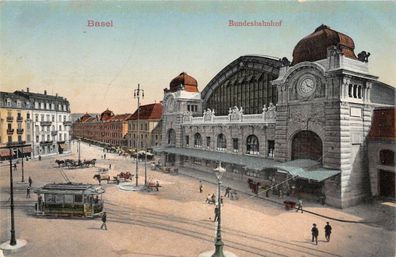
[[1, 1, 395, 113]]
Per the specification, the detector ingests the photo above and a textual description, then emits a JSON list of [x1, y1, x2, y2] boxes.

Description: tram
[[34, 183, 105, 218]]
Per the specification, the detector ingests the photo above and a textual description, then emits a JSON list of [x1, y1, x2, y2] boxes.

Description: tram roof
[[35, 183, 105, 195]]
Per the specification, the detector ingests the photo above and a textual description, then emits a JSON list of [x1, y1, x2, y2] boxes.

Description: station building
[[157, 25, 395, 208]]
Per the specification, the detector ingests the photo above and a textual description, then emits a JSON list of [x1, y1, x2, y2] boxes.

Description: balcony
[[7, 128, 14, 135], [7, 141, 26, 147], [17, 116, 23, 122], [51, 131, 58, 136], [40, 121, 52, 126], [63, 121, 72, 126], [7, 116, 14, 122], [40, 141, 53, 145], [17, 128, 24, 134]]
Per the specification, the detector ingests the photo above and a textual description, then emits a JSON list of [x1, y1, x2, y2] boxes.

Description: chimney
[[27, 87, 29, 93], [44, 90, 47, 95]]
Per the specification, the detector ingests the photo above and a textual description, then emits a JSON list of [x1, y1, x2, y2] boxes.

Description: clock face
[[297, 77, 316, 97]]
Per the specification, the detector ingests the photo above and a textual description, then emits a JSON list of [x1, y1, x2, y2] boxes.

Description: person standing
[[100, 212, 107, 230], [224, 187, 231, 198], [199, 181, 203, 193], [28, 176, 33, 187], [104, 153, 106, 160], [26, 186, 31, 198], [296, 199, 303, 213], [324, 222, 332, 242], [311, 224, 319, 245], [214, 206, 219, 222]]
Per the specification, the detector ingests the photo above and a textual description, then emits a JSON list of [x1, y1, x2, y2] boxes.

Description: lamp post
[[212, 162, 226, 257], [78, 138, 81, 165], [21, 147, 24, 183], [1, 143, 30, 247], [134, 84, 144, 186]]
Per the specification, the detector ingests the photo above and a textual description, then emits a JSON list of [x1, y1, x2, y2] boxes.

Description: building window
[[185, 135, 190, 146], [35, 115, 39, 122], [167, 129, 176, 145], [206, 137, 211, 147], [40, 114, 44, 121], [268, 140, 275, 158], [233, 138, 239, 152], [246, 135, 259, 155], [217, 133, 226, 151], [18, 135, 22, 143], [379, 150, 394, 166], [27, 113, 30, 120], [8, 136, 12, 143], [348, 84, 353, 97], [194, 133, 202, 147], [52, 115, 55, 122]]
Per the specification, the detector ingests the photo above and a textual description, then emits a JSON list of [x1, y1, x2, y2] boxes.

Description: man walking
[[26, 186, 31, 198], [199, 181, 203, 193], [100, 212, 107, 230], [296, 199, 303, 213], [324, 222, 332, 242], [311, 224, 319, 245], [224, 187, 231, 198], [28, 176, 33, 187], [214, 206, 219, 222]]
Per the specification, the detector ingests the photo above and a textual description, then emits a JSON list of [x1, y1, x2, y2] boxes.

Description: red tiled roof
[[368, 108, 396, 139], [127, 103, 163, 120], [80, 113, 92, 122], [100, 109, 114, 121], [107, 114, 132, 122]]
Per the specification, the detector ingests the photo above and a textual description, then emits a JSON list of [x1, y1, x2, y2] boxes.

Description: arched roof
[[201, 55, 282, 104]]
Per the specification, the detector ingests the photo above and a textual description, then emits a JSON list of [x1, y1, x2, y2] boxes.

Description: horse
[[117, 172, 133, 181], [55, 160, 65, 168], [93, 174, 110, 184]]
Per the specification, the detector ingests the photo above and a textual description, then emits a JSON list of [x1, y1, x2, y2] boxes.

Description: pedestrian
[[214, 206, 219, 222], [296, 199, 303, 213], [220, 196, 224, 205], [100, 212, 107, 230], [324, 222, 332, 242], [26, 186, 31, 198], [224, 187, 231, 198], [279, 188, 283, 199], [155, 181, 160, 191], [13, 163, 17, 171], [28, 176, 32, 187], [311, 224, 319, 245], [199, 181, 203, 193], [104, 153, 106, 159], [38, 155, 41, 161], [109, 164, 112, 170]]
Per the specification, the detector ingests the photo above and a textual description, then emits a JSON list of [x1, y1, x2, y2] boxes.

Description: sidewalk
[[176, 166, 377, 224]]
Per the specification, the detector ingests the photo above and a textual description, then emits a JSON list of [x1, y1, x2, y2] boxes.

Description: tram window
[[64, 195, 73, 204], [45, 194, 55, 203], [74, 195, 83, 203], [55, 195, 64, 203]]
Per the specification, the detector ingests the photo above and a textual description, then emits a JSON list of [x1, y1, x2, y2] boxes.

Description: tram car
[[34, 183, 105, 218]]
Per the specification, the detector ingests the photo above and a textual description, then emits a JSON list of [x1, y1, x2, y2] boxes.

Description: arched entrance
[[291, 130, 322, 162]]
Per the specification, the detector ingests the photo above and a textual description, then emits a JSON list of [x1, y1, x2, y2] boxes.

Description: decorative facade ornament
[[357, 51, 370, 63]]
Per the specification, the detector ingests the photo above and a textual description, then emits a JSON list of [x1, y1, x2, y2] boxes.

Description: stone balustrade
[[182, 104, 276, 125]]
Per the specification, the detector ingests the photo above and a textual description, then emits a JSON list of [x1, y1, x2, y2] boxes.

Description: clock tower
[[272, 25, 378, 208], [160, 72, 202, 166]]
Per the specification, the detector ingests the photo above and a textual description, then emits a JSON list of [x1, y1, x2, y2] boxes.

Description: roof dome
[[100, 109, 114, 121], [291, 25, 357, 65], [169, 72, 198, 93]]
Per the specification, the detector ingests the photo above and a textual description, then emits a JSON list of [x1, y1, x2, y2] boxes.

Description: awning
[[155, 147, 279, 171], [275, 159, 341, 182], [0, 149, 13, 157], [18, 146, 32, 154]]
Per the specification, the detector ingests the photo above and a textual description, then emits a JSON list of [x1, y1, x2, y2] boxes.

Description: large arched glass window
[[246, 135, 259, 155], [217, 133, 226, 151], [167, 129, 176, 146], [194, 133, 202, 147]]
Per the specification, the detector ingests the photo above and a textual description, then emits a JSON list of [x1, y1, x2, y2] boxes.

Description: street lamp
[[212, 162, 226, 257], [134, 84, 144, 186], [78, 138, 81, 164]]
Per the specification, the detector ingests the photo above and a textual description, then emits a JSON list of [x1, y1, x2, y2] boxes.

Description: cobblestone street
[[0, 142, 395, 257]]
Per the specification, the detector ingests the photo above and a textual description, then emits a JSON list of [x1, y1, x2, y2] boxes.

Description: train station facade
[[157, 25, 395, 208]]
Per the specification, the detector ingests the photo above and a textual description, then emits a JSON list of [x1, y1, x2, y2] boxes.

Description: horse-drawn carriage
[[55, 159, 96, 169], [34, 183, 105, 218]]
